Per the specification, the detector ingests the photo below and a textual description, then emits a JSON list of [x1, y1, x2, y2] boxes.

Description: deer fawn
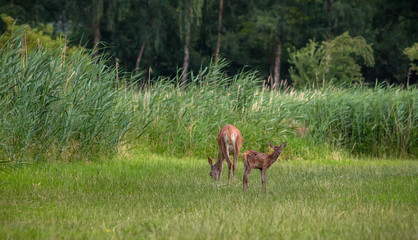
[[242, 142, 287, 192], [208, 124, 243, 182]]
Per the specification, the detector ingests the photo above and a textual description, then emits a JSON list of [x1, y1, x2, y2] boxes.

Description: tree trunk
[[214, 0, 224, 63], [93, 19, 100, 57], [326, 0, 333, 42], [181, 23, 191, 86], [115, 58, 119, 90], [272, 38, 282, 90], [323, 0, 333, 88], [135, 42, 145, 74], [92, 0, 102, 58]]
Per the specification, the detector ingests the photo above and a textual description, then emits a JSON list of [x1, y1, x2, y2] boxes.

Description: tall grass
[[0, 27, 416, 163], [129, 61, 296, 159], [297, 86, 417, 157], [0, 26, 134, 162], [131, 60, 417, 159]]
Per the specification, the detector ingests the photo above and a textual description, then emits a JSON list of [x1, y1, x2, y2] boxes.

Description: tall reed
[[0, 26, 134, 161], [296, 86, 417, 157], [1, 28, 416, 162], [131, 61, 417, 159]]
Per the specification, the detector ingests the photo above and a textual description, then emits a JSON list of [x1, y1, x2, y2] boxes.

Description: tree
[[92, 0, 103, 57], [404, 42, 418, 87], [214, 0, 223, 63], [243, 0, 311, 89], [2, 0, 416, 86], [178, 0, 203, 85], [129, 0, 169, 74], [370, 0, 417, 84], [289, 32, 375, 88], [326, 0, 333, 42]]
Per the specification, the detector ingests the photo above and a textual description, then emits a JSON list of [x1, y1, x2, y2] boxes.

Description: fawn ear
[[269, 142, 275, 148], [208, 157, 213, 166], [280, 142, 287, 148]]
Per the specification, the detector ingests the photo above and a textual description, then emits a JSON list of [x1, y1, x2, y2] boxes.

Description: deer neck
[[214, 158, 223, 169], [268, 151, 281, 164]]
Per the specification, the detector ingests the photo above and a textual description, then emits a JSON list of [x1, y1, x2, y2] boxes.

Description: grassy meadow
[[1, 27, 418, 239], [1, 151, 417, 239]]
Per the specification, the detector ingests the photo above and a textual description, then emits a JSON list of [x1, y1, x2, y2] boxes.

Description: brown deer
[[242, 142, 287, 192], [208, 124, 243, 182]]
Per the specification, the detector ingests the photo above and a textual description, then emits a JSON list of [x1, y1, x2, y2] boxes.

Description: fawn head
[[269, 142, 287, 156], [208, 157, 220, 181]]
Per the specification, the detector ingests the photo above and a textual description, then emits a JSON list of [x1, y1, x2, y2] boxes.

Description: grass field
[[1, 150, 417, 239]]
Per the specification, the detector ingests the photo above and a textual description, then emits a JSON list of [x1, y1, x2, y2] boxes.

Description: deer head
[[208, 157, 220, 181], [269, 142, 287, 160]]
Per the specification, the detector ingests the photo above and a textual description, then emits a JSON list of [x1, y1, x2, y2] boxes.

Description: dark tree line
[[1, 0, 417, 85]]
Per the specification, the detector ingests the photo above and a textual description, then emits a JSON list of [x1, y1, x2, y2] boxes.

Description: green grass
[[1, 151, 417, 239]]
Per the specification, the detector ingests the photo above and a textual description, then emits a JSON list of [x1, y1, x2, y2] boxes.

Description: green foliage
[[289, 32, 375, 88], [0, 14, 78, 56], [1, 0, 416, 85], [0, 4, 26, 22], [404, 42, 418, 73], [288, 39, 323, 88], [0, 27, 135, 162], [177, 0, 204, 39]]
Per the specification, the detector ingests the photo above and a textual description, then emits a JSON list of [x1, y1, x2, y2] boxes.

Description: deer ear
[[269, 142, 275, 148], [281, 142, 287, 148], [208, 157, 213, 166]]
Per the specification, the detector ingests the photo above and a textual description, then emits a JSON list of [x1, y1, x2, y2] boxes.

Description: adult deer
[[242, 142, 287, 192], [208, 124, 243, 182]]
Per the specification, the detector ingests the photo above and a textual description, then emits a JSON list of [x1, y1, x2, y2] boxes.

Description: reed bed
[[0, 27, 134, 162], [0, 30, 416, 163], [131, 61, 417, 159]]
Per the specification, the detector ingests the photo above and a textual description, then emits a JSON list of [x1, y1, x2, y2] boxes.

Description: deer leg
[[232, 155, 236, 183], [243, 170, 248, 192], [243, 167, 252, 192], [232, 146, 240, 183], [223, 147, 232, 183], [243, 161, 248, 191], [226, 158, 232, 183], [243, 165, 247, 191], [261, 168, 267, 192], [217, 150, 223, 181]]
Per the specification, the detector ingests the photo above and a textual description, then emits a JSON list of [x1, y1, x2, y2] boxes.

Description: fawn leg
[[261, 168, 267, 192], [243, 167, 253, 192], [243, 171, 248, 191], [242, 165, 247, 191]]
